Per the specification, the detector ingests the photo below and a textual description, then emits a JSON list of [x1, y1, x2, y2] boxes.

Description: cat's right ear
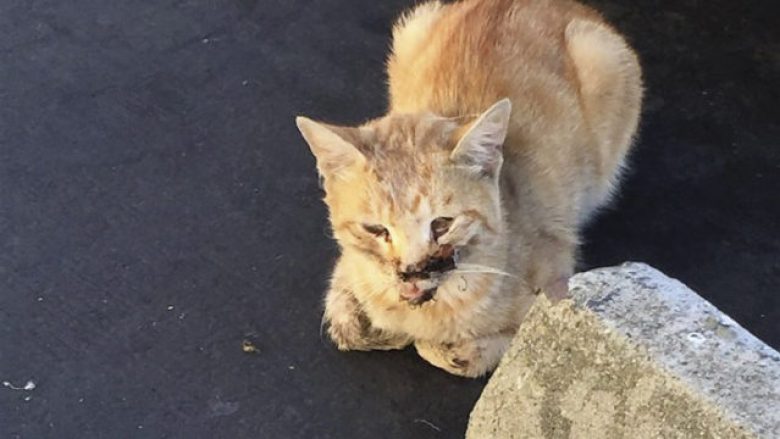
[[450, 98, 511, 178], [295, 117, 366, 179]]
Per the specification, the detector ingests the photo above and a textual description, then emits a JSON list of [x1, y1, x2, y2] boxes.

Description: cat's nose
[[404, 264, 419, 273], [398, 266, 429, 282]]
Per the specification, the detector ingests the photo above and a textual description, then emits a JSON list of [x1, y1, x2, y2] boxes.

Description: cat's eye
[[431, 217, 454, 241], [363, 224, 390, 241]]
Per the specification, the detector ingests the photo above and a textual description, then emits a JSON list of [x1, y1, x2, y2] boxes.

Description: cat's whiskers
[[451, 263, 515, 278]]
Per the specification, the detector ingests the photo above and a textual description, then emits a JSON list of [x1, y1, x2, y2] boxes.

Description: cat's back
[[387, 0, 603, 116], [388, 0, 643, 224]]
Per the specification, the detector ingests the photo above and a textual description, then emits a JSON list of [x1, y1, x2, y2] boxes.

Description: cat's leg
[[414, 332, 514, 378], [324, 285, 412, 351], [525, 229, 576, 302], [565, 19, 643, 212], [545, 276, 571, 302]]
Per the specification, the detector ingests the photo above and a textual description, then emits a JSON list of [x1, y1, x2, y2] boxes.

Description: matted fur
[[296, 0, 642, 377]]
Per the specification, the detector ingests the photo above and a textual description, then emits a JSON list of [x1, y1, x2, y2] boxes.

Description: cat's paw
[[327, 314, 374, 351], [327, 312, 410, 352], [414, 340, 487, 377], [414, 335, 512, 378], [327, 314, 366, 351]]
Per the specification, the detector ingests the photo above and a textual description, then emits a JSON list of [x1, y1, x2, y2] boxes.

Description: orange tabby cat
[[296, 0, 642, 377]]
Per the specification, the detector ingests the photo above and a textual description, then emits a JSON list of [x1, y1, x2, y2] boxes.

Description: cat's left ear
[[451, 98, 512, 178], [296, 116, 366, 180]]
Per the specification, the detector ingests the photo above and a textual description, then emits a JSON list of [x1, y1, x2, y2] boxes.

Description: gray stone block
[[467, 263, 779, 438]]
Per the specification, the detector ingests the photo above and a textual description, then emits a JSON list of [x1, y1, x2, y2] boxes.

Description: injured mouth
[[399, 245, 457, 306], [400, 283, 438, 306]]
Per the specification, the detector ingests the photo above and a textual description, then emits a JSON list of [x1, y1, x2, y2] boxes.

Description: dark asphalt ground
[[1, 0, 778, 438]]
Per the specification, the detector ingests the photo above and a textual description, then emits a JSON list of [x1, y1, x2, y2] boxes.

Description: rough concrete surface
[[570, 263, 780, 438], [468, 263, 779, 438]]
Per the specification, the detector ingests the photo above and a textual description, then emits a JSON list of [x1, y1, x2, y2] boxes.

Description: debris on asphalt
[[2, 380, 36, 391], [241, 340, 259, 354], [414, 418, 442, 432]]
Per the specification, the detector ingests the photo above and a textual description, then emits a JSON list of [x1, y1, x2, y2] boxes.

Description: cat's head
[[297, 99, 511, 305]]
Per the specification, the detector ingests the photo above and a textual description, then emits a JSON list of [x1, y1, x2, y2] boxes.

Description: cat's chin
[[399, 279, 439, 306], [403, 287, 438, 307]]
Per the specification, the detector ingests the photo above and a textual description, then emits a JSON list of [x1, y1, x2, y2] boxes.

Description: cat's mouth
[[400, 281, 439, 306], [398, 245, 457, 306]]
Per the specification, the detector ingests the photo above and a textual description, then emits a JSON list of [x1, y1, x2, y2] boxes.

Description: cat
[[295, 0, 642, 377]]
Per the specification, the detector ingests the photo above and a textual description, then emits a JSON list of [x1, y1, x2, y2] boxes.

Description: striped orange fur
[[296, 0, 642, 377]]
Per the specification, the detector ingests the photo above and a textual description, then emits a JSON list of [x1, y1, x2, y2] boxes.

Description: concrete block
[[467, 263, 779, 438]]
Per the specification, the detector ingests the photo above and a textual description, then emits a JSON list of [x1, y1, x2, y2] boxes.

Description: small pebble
[[241, 340, 259, 354]]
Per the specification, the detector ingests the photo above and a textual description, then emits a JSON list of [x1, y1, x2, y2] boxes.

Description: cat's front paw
[[414, 340, 485, 377], [414, 334, 512, 378], [327, 310, 410, 352], [324, 285, 412, 351], [327, 313, 370, 351]]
